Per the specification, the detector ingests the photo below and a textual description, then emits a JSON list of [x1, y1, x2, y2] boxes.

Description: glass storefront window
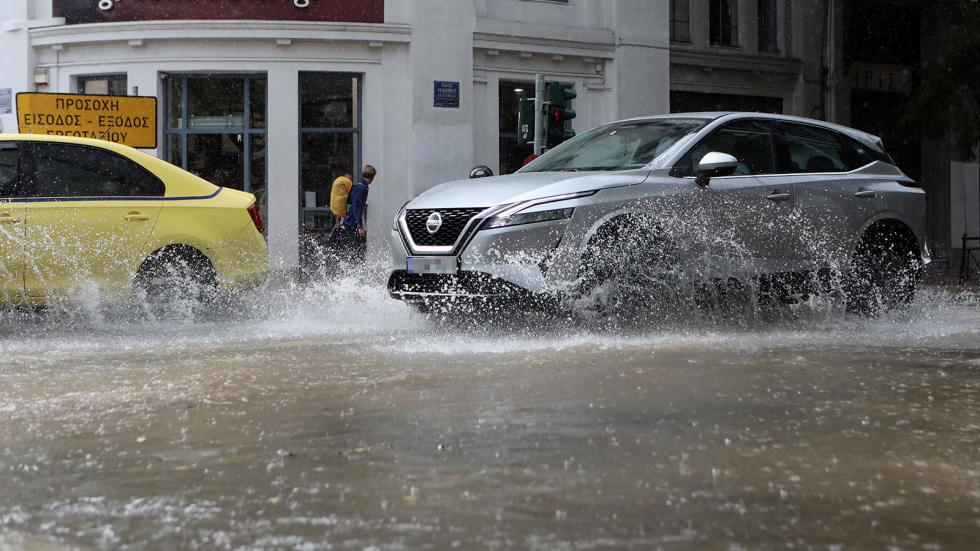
[[188, 78, 245, 129], [300, 73, 357, 129], [168, 134, 183, 168], [251, 135, 267, 223], [163, 75, 267, 227], [186, 134, 245, 190], [299, 72, 361, 233], [499, 80, 534, 175], [167, 78, 182, 129], [301, 132, 357, 211], [250, 78, 267, 129]]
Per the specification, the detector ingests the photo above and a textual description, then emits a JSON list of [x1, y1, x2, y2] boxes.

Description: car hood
[[406, 169, 652, 209]]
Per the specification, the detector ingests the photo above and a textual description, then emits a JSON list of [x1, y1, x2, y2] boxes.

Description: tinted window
[[842, 135, 893, 169], [0, 144, 21, 198], [676, 120, 776, 177], [778, 123, 848, 173], [30, 143, 164, 198]]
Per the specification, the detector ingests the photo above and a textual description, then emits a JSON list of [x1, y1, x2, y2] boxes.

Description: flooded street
[[1, 276, 980, 549]]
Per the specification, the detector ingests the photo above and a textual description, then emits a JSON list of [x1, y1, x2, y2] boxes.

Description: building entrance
[[299, 72, 361, 230]]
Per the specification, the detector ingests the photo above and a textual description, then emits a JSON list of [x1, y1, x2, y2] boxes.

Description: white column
[[0, 0, 32, 135], [408, 0, 475, 195], [266, 65, 300, 271], [610, 0, 670, 119]]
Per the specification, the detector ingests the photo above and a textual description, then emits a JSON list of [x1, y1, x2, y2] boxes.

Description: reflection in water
[[0, 257, 978, 549]]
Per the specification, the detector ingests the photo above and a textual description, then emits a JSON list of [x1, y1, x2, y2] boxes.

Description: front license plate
[[407, 256, 458, 275]]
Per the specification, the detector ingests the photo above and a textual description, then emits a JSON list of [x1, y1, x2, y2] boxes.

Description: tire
[[133, 247, 218, 320], [844, 227, 920, 316]]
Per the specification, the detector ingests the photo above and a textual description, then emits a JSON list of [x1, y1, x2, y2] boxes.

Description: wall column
[[266, 65, 300, 271], [611, 0, 669, 118]]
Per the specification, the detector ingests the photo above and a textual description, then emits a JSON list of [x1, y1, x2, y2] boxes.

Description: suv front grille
[[405, 208, 485, 247]]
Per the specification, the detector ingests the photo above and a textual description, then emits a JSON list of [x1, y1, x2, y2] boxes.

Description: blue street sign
[[433, 81, 460, 108]]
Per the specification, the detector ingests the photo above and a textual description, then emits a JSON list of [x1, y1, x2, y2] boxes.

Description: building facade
[[0, 0, 975, 271], [0, 0, 670, 270]]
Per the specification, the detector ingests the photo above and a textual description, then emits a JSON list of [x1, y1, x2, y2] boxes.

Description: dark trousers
[[329, 225, 366, 264]]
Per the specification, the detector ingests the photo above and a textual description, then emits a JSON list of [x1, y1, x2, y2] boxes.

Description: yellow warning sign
[[16, 92, 157, 149]]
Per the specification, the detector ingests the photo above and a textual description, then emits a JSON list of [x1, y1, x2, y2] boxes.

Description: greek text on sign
[[16, 93, 157, 149], [433, 81, 460, 109]]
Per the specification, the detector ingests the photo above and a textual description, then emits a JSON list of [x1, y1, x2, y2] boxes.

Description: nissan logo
[[426, 212, 443, 234]]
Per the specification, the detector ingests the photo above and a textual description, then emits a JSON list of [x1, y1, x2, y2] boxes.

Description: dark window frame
[[710, 0, 740, 47], [77, 74, 128, 96], [670, 0, 691, 43], [757, 0, 778, 53], [23, 142, 165, 198]]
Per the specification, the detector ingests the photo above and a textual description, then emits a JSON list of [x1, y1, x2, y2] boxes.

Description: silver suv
[[388, 113, 927, 314]]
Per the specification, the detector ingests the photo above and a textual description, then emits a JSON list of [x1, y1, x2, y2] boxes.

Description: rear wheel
[[133, 247, 218, 320], [844, 226, 920, 316]]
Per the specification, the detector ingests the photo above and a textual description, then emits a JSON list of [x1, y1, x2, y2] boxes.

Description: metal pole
[[533, 73, 545, 156]]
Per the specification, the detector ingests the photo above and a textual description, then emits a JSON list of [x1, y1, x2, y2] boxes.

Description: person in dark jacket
[[331, 165, 377, 264]]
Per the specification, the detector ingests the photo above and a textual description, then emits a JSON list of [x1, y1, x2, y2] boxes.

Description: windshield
[[523, 118, 708, 172]]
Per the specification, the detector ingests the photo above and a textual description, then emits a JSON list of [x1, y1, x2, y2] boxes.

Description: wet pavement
[[1, 276, 979, 549]]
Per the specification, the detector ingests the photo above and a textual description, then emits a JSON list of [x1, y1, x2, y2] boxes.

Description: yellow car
[[0, 134, 267, 308]]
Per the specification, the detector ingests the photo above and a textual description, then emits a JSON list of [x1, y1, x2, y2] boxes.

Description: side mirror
[[469, 165, 494, 179], [695, 152, 739, 187]]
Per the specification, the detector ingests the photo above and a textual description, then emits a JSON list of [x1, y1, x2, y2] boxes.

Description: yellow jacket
[[329, 175, 353, 217]]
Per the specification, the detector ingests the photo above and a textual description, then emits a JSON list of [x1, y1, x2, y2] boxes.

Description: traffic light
[[545, 81, 576, 148], [517, 97, 535, 146]]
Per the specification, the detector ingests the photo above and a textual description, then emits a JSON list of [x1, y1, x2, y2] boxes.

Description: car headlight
[[484, 207, 574, 229], [393, 202, 409, 231]]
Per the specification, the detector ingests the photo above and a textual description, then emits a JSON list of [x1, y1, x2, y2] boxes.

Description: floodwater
[[1, 268, 979, 549]]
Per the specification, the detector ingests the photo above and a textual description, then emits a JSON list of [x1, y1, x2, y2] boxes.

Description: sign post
[[16, 93, 157, 149]]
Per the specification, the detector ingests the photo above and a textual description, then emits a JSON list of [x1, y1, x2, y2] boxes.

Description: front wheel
[[573, 215, 677, 318]]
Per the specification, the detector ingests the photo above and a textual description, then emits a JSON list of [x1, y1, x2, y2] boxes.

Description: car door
[[23, 142, 164, 299], [773, 122, 883, 268], [0, 142, 27, 302], [672, 119, 800, 277]]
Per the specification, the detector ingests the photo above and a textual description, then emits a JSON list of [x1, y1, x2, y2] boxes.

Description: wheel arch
[[857, 218, 920, 255], [576, 209, 652, 256], [137, 243, 217, 277]]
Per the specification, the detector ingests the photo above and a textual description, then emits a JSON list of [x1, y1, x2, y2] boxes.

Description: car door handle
[[124, 212, 150, 221], [0, 213, 20, 223], [766, 193, 793, 202], [854, 190, 877, 198]]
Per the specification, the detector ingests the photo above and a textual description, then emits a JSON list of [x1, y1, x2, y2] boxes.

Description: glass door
[[299, 72, 361, 230]]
